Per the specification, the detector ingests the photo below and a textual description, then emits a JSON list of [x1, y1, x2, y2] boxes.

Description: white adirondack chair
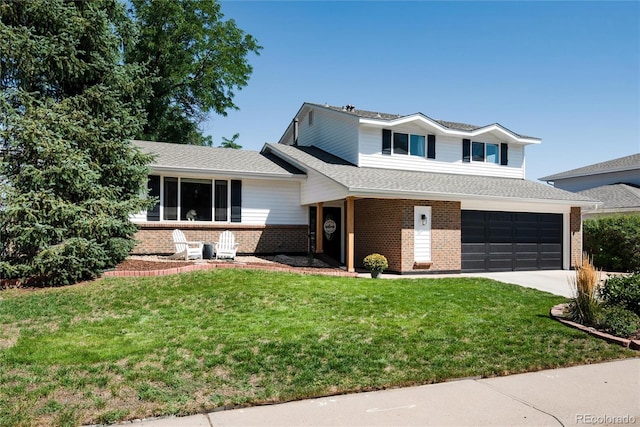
[[172, 229, 204, 260], [215, 230, 239, 260]]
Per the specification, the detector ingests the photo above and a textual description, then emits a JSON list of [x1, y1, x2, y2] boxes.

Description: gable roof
[[133, 140, 305, 178], [303, 103, 540, 142], [264, 143, 595, 206], [577, 184, 640, 212], [540, 153, 640, 181]]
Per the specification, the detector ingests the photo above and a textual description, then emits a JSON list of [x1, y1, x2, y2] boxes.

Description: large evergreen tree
[[126, 0, 261, 145], [0, 0, 153, 286]]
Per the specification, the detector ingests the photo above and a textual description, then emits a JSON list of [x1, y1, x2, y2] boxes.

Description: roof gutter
[[149, 165, 306, 181], [349, 187, 601, 208]]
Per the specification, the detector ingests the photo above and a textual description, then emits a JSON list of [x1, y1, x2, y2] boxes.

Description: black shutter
[[382, 129, 391, 155], [146, 175, 160, 221], [427, 134, 436, 159], [231, 180, 242, 223], [462, 139, 471, 162], [500, 143, 508, 166]]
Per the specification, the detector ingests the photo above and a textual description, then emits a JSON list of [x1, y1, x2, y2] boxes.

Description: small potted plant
[[363, 253, 388, 278]]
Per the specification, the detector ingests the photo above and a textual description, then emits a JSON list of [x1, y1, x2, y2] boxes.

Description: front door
[[322, 207, 342, 263]]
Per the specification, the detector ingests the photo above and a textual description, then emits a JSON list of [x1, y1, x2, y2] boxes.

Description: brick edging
[[102, 262, 358, 278], [550, 303, 640, 350]]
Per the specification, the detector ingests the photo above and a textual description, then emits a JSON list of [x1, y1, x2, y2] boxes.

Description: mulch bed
[[114, 259, 195, 271]]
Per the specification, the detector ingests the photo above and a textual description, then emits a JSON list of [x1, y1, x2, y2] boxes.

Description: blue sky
[[206, 1, 639, 181]]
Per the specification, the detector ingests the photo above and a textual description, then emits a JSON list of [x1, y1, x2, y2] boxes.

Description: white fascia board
[[359, 115, 541, 145], [150, 165, 306, 181], [348, 187, 599, 209]]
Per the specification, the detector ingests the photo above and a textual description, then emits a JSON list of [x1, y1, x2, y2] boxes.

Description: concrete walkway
[[125, 358, 639, 426]]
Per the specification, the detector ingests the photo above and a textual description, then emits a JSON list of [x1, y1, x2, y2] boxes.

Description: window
[[410, 135, 425, 157], [382, 129, 392, 154], [469, 141, 500, 164], [163, 177, 178, 220], [308, 110, 314, 126], [152, 176, 241, 222], [214, 180, 228, 221], [393, 133, 408, 155], [181, 178, 212, 221], [383, 129, 434, 157], [486, 143, 499, 164]]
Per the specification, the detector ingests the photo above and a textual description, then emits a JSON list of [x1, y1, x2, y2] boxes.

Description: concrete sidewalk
[[129, 358, 639, 427]]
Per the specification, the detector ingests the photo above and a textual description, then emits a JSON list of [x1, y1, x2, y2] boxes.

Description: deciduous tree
[[126, 0, 261, 145]]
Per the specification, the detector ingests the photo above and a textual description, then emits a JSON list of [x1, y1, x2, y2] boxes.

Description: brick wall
[[570, 207, 582, 268], [354, 199, 461, 273], [133, 223, 309, 255]]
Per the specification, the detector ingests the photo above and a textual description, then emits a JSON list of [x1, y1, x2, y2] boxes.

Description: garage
[[461, 210, 563, 272]]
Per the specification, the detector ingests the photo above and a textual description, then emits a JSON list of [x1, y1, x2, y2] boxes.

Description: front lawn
[[0, 269, 635, 426]]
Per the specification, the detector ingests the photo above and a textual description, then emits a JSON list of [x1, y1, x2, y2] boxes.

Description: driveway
[[359, 270, 576, 298]]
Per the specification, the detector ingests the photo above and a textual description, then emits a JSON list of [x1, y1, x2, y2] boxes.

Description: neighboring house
[[540, 153, 640, 218], [132, 102, 597, 273]]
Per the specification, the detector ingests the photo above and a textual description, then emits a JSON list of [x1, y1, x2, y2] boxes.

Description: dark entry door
[[461, 210, 562, 272], [322, 207, 342, 263]]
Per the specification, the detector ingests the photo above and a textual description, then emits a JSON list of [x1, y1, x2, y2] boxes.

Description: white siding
[[298, 107, 360, 164], [358, 125, 525, 179], [131, 176, 306, 225], [242, 179, 307, 225], [300, 169, 347, 205], [130, 212, 147, 223]]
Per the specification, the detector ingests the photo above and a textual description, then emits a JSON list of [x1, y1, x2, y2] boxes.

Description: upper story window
[[308, 110, 314, 126], [472, 142, 499, 164], [463, 139, 508, 165], [383, 129, 436, 158], [146, 175, 242, 222]]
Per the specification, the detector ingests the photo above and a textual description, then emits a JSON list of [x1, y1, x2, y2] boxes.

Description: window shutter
[[146, 175, 160, 221], [427, 135, 436, 159], [462, 139, 471, 162], [231, 180, 242, 223], [382, 129, 391, 155], [500, 143, 508, 166]]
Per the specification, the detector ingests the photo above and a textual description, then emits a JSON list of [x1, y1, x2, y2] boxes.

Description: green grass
[[0, 269, 635, 426]]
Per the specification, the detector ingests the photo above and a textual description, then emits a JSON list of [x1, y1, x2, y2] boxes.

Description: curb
[[550, 303, 640, 350]]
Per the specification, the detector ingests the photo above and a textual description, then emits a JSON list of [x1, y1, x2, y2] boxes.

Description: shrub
[[363, 253, 388, 272], [31, 238, 108, 287], [583, 214, 640, 272], [567, 255, 601, 326], [600, 273, 640, 316], [596, 306, 640, 338]]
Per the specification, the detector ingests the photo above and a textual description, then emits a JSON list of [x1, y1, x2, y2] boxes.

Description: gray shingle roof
[[540, 153, 640, 181], [306, 103, 538, 140], [265, 144, 595, 204], [133, 140, 304, 176], [578, 184, 640, 210]]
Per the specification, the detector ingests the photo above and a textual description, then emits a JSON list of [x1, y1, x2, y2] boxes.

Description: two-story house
[[132, 102, 596, 273], [540, 153, 640, 218]]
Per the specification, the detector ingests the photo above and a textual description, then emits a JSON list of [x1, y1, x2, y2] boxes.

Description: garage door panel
[[462, 211, 563, 272]]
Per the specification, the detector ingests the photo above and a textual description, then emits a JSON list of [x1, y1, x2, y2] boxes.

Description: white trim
[[359, 115, 540, 145], [150, 166, 305, 181]]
